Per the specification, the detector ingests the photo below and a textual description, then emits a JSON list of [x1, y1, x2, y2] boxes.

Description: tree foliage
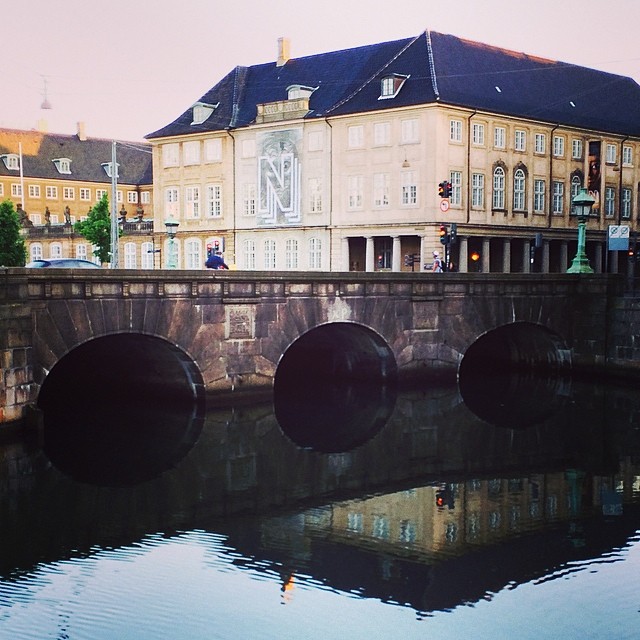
[[74, 194, 113, 264], [0, 199, 27, 266]]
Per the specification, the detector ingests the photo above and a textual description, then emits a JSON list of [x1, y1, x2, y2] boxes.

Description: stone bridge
[[0, 268, 619, 427]]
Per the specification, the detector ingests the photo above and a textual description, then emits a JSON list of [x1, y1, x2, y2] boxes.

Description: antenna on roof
[[40, 77, 52, 110]]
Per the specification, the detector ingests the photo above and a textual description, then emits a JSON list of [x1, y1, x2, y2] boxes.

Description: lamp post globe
[[567, 187, 595, 274]]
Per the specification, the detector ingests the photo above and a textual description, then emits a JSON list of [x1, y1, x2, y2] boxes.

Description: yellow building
[[146, 31, 640, 273], [0, 124, 154, 266]]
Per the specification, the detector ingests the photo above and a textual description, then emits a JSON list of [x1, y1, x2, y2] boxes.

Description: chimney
[[77, 121, 87, 141], [277, 37, 291, 67], [36, 119, 48, 133]]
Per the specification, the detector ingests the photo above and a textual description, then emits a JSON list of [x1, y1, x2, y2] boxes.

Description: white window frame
[[141, 192, 151, 204], [185, 238, 202, 269], [623, 145, 633, 166], [553, 135, 565, 157], [127, 191, 138, 204], [494, 126, 506, 149], [165, 187, 179, 217], [373, 173, 390, 207], [622, 188, 632, 219], [513, 169, 526, 210], [263, 239, 276, 270], [472, 123, 485, 146], [401, 118, 419, 144], [572, 139, 583, 159], [206, 184, 222, 218], [552, 181, 564, 214], [28, 185, 40, 198], [124, 242, 137, 269], [80, 188, 91, 201], [605, 186, 616, 217], [471, 173, 484, 208], [243, 184, 256, 216], [183, 141, 201, 166], [308, 177, 322, 213], [515, 130, 526, 152], [63, 187, 74, 200], [308, 130, 324, 152], [309, 237, 322, 270], [348, 125, 364, 149], [401, 171, 417, 206], [285, 238, 298, 269], [75, 244, 88, 261], [49, 242, 62, 259], [535, 133, 546, 154], [450, 171, 462, 206], [11, 184, 22, 197], [46, 185, 58, 200], [162, 143, 179, 167], [348, 175, 363, 209], [534, 179, 545, 213], [450, 119, 462, 142], [30, 243, 43, 261], [606, 143, 617, 164], [204, 138, 223, 163], [185, 185, 200, 218], [243, 239, 256, 270], [373, 122, 391, 146], [96, 189, 108, 201]]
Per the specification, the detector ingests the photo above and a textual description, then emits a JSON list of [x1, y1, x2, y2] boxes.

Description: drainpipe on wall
[[326, 118, 333, 271], [547, 124, 559, 229], [617, 136, 628, 226], [466, 110, 476, 224], [227, 129, 237, 264]]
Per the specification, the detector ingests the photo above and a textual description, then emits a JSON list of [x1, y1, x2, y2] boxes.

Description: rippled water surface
[[1, 376, 640, 639]]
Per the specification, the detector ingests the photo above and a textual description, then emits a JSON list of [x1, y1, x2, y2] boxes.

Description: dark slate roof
[[146, 30, 640, 140], [0, 129, 153, 185]]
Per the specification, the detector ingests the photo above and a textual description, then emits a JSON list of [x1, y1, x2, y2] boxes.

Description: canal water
[[1, 372, 639, 639]]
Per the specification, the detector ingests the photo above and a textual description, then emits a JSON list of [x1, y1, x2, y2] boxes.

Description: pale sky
[[3, 0, 639, 142]]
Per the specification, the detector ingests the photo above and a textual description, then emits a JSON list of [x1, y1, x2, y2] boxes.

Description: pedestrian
[[205, 252, 229, 270], [432, 251, 443, 273]]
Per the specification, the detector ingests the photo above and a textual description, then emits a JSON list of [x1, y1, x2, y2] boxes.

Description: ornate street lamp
[[567, 187, 595, 274], [164, 215, 180, 269]]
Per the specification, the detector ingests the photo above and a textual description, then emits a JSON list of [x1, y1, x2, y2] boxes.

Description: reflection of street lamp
[[567, 187, 595, 274], [470, 250, 481, 272], [164, 216, 180, 269]]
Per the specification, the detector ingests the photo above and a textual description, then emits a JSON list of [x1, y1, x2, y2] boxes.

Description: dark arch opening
[[458, 322, 572, 429], [38, 334, 206, 486], [274, 323, 398, 452]]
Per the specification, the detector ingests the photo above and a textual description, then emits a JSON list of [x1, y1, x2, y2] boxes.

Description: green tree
[[0, 199, 27, 266], [74, 194, 114, 264]]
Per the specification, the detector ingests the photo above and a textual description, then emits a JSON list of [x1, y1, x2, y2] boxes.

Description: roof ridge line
[[425, 29, 440, 100], [324, 32, 423, 115], [229, 66, 248, 128]]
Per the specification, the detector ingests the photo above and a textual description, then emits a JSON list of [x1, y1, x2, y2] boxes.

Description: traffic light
[[206, 243, 213, 258], [444, 181, 452, 198], [450, 223, 457, 243], [438, 181, 446, 198], [214, 240, 220, 251], [404, 254, 412, 267], [439, 224, 449, 245]]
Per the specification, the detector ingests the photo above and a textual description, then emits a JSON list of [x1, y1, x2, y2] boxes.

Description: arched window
[[263, 239, 276, 270], [185, 238, 201, 269], [243, 239, 256, 270], [49, 242, 62, 259], [513, 169, 526, 210], [309, 238, 322, 270], [75, 244, 88, 260], [493, 166, 505, 209], [30, 243, 43, 261], [285, 238, 298, 269], [124, 242, 137, 269]]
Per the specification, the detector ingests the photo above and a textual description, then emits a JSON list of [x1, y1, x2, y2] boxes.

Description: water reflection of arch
[[38, 333, 206, 486], [458, 322, 572, 428], [273, 322, 398, 452]]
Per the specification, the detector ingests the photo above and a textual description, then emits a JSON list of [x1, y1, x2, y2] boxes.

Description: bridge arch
[[38, 333, 206, 410]]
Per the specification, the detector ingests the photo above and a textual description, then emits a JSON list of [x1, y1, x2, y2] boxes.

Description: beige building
[[0, 125, 154, 266], [147, 31, 640, 273]]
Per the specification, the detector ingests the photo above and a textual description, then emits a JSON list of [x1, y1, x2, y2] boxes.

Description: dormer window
[[101, 162, 119, 178], [191, 102, 219, 125], [53, 158, 72, 174], [379, 74, 409, 100], [287, 85, 316, 100], [1, 154, 20, 171]]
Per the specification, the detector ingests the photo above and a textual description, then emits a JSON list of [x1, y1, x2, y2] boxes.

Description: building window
[[241, 139, 255, 158], [165, 187, 179, 217], [534, 133, 546, 154], [399, 520, 417, 544], [185, 238, 201, 269], [75, 244, 88, 260], [552, 181, 564, 214], [127, 191, 138, 204], [472, 123, 485, 146], [347, 512, 363, 533], [379, 74, 408, 99], [450, 171, 462, 206], [46, 186, 58, 200], [124, 242, 137, 269], [494, 126, 506, 149], [348, 125, 364, 148], [572, 139, 583, 159], [63, 187, 74, 200], [309, 237, 322, 269], [401, 171, 417, 205], [0, 184, 3, 196], [263, 239, 276, 269], [243, 239, 256, 270], [2, 154, 19, 170], [515, 130, 526, 152], [191, 102, 217, 125], [28, 185, 40, 198], [622, 188, 632, 219], [141, 192, 151, 204], [534, 179, 545, 212], [373, 173, 390, 207], [11, 184, 22, 197], [285, 238, 298, 269], [206, 184, 222, 217], [450, 119, 462, 142], [605, 187, 616, 217], [571, 175, 582, 200], [623, 145, 633, 166], [606, 143, 617, 164], [553, 136, 565, 157], [53, 158, 71, 174], [96, 189, 108, 200], [513, 169, 526, 210], [162, 143, 179, 167], [183, 141, 201, 165], [401, 118, 419, 143], [243, 184, 256, 216], [348, 175, 363, 209], [471, 173, 484, 208], [31, 243, 43, 261], [50, 243, 62, 259], [373, 122, 391, 146], [204, 138, 222, 163], [185, 186, 200, 218], [309, 177, 322, 212], [372, 515, 390, 539], [80, 188, 91, 201], [141, 242, 154, 268]]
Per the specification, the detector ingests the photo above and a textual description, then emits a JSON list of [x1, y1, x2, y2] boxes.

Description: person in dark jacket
[[205, 252, 229, 269]]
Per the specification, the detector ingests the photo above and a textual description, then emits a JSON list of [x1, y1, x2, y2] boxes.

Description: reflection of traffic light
[[404, 254, 412, 267], [214, 240, 220, 251], [439, 225, 449, 245], [377, 254, 383, 268], [438, 182, 446, 198], [206, 243, 213, 258], [435, 487, 455, 509]]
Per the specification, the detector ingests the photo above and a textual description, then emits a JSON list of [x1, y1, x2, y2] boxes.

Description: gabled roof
[[0, 128, 153, 185], [146, 30, 640, 140]]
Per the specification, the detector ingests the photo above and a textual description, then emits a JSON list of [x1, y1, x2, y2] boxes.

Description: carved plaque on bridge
[[226, 306, 254, 339]]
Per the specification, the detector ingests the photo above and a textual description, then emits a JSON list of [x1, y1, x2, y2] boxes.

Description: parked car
[[26, 259, 102, 269]]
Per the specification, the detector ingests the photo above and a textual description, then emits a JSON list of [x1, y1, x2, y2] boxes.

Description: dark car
[[26, 258, 102, 269]]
